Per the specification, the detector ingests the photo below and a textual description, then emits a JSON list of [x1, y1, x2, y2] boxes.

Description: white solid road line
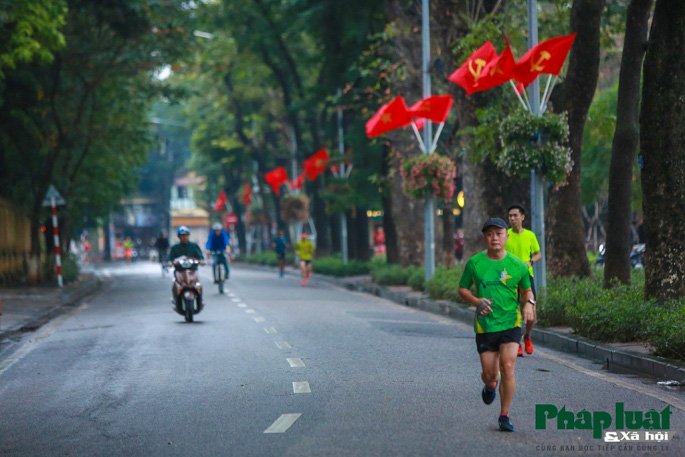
[[264, 327, 278, 334], [275, 341, 291, 349], [287, 358, 305, 368], [292, 381, 311, 393], [263, 413, 301, 433]]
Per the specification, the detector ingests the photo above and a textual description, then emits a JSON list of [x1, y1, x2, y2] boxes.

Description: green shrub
[[238, 251, 293, 267], [407, 267, 425, 291], [645, 301, 685, 360], [312, 256, 371, 277], [371, 263, 419, 286], [425, 266, 463, 302]]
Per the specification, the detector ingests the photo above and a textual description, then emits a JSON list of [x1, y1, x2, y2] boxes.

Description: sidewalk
[[0, 274, 102, 342]]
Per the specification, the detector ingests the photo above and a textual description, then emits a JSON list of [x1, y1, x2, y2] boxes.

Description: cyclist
[[206, 222, 231, 282], [154, 232, 170, 264]]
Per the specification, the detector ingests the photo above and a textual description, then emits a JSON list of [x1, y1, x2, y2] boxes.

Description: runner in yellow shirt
[[295, 232, 315, 286], [505, 204, 541, 357]]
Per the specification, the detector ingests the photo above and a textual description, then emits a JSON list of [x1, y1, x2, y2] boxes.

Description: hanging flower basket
[[401, 153, 457, 200], [280, 194, 310, 222], [497, 111, 573, 187]]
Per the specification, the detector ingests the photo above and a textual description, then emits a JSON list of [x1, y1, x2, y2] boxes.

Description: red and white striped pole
[[51, 197, 63, 287]]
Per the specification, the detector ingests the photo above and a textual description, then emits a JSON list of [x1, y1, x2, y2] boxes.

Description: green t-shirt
[[505, 228, 541, 276], [458, 251, 531, 334], [169, 242, 205, 262]]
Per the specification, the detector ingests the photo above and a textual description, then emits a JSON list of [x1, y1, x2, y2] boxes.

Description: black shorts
[[475, 327, 522, 354], [301, 259, 311, 265], [277, 252, 286, 260]]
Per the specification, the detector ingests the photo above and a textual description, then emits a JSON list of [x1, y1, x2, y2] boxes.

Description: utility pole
[[337, 89, 349, 265], [528, 0, 547, 290], [422, 0, 435, 280]]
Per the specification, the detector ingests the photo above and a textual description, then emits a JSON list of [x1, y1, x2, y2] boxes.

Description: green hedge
[[237, 252, 294, 267], [312, 257, 371, 277], [425, 266, 463, 302]]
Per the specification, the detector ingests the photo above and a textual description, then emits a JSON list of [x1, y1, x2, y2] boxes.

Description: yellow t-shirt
[[295, 239, 315, 261], [505, 228, 540, 276]]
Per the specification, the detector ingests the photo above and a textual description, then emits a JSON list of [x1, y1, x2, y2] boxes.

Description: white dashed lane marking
[[264, 327, 278, 334], [287, 358, 305, 368], [264, 414, 301, 433], [253, 317, 266, 323], [245, 309, 256, 314], [231, 298, 241, 302], [275, 342, 291, 349], [237, 303, 247, 308], [292, 381, 311, 393]]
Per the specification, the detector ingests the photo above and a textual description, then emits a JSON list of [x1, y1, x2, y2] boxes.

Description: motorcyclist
[[168, 226, 205, 267], [205, 222, 230, 281]]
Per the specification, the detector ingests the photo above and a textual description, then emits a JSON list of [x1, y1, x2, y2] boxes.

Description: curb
[[1, 277, 104, 340], [236, 262, 685, 382]]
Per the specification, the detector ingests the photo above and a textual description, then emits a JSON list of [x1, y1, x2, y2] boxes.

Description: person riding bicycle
[[168, 226, 205, 268], [154, 232, 170, 264], [206, 222, 230, 281]]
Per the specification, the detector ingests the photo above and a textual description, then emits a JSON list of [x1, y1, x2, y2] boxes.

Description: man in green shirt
[[168, 226, 205, 268], [459, 217, 535, 433], [505, 204, 541, 357]]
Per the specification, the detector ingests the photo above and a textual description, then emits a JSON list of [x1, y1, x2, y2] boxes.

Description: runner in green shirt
[[458, 217, 534, 433], [505, 204, 541, 357]]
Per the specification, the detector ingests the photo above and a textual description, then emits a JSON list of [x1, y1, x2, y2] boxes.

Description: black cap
[[481, 217, 508, 232]]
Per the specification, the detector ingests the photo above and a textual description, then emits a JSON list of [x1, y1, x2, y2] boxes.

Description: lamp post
[[422, 0, 435, 280], [527, 0, 547, 290]]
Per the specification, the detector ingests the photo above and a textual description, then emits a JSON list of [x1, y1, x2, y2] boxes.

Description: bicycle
[[210, 250, 229, 294]]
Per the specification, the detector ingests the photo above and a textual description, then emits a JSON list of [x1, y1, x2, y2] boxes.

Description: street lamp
[[422, 0, 435, 280]]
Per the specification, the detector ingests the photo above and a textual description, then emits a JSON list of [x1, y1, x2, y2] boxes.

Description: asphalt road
[[0, 261, 683, 457]]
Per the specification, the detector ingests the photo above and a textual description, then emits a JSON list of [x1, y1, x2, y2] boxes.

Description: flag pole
[[539, 74, 553, 113], [520, 85, 532, 113], [540, 75, 557, 114], [509, 80, 529, 111], [421, 0, 435, 281], [430, 122, 445, 153], [411, 121, 428, 153]]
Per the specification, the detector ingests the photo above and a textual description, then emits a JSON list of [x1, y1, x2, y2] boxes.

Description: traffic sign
[[223, 212, 239, 227], [42, 185, 66, 207]]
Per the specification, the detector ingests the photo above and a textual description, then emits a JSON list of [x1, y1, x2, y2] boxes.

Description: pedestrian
[[458, 217, 534, 433], [123, 237, 134, 263], [294, 232, 315, 286], [454, 228, 465, 263], [272, 229, 290, 278], [505, 204, 541, 357]]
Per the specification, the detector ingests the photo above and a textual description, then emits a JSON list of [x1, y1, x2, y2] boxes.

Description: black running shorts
[[475, 327, 522, 354]]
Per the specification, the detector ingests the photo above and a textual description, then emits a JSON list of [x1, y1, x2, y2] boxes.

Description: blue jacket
[[206, 230, 230, 251]]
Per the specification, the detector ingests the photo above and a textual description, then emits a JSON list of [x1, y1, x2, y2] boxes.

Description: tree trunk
[[547, 0, 604, 278], [441, 198, 455, 268], [381, 144, 400, 264], [604, 0, 653, 288], [640, 0, 685, 303]]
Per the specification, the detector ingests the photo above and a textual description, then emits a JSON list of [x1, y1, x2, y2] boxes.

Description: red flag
[[289, 173, 305, 190], [413, 117, 425, 130], [303, 148, 330, 181], [330, 164, 340, 174], [213, 190, 228, 211], [474, 41, 516, 92], [365, 96, 412, 138], [242, 183, 252, 206], [408, 95, 454, 123], [447, 41, 498, 95], [264, 167, 288, 196], [514, 33, 577, 87]]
